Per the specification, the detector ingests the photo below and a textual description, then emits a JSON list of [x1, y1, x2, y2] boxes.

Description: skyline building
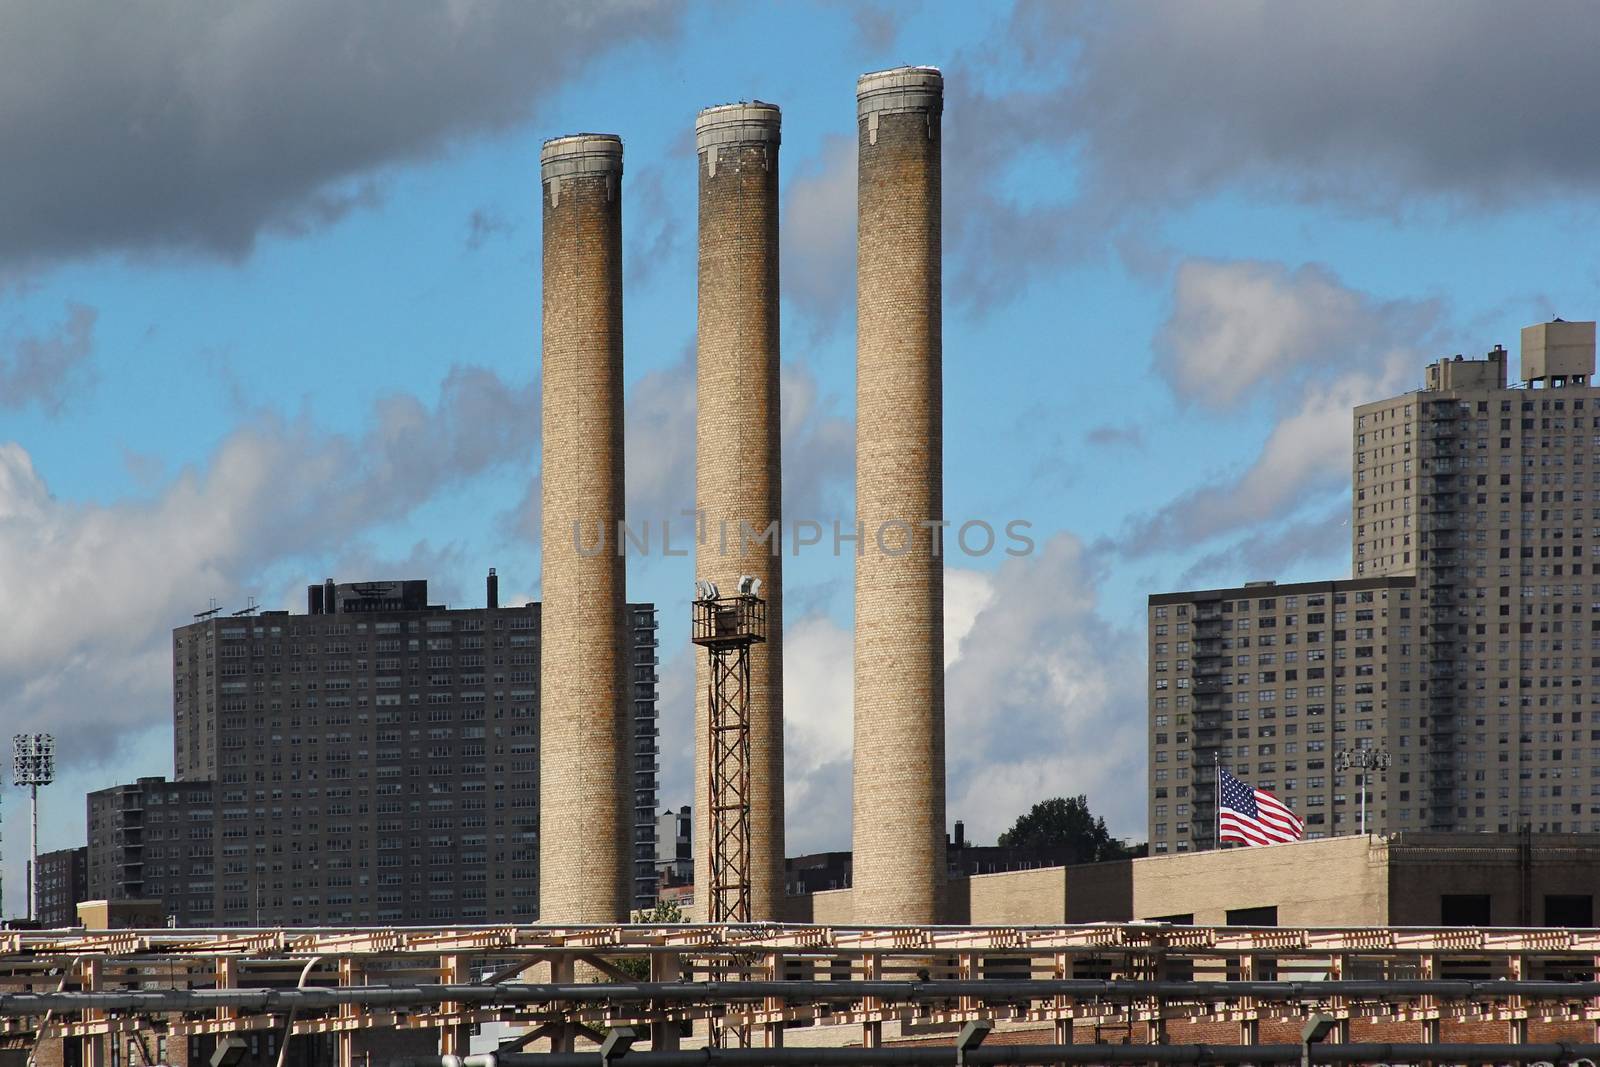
[[1355, 319, 1600, 834], [82, 576, 659, 926], [1151, 319, 1600, 852], [1147, 576, 1418, 853]]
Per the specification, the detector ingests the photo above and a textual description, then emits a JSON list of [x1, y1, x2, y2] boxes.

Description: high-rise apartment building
[[1148, 319, 1600, 853], [87, 777, 217, 924], [1147, 577, 1418, 854], [89, 576, 661, 926], [1354, 320, 1599, 834]]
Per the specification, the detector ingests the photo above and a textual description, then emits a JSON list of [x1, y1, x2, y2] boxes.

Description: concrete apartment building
[[1354, 320, 1600, 834], [1147, 577, 1419, 854], [87, 778, 216, 923], [89, 577, 660, 926], [1150, 319, 1600, 852], [35, 846, 87, 928]]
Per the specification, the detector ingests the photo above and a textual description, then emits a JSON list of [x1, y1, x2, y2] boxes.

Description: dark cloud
[[1020, 1, 1600, 211], [941, 0, 1600, 309], [0, 1, 682, 270], [1, 303, 96, 414], [848, 1, 905, 50], [464, 209, 515, 252], [1084, 423, 1142, 449]]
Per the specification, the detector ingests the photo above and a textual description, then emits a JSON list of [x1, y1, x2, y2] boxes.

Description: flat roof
[[1148, 574, 1415, 607]]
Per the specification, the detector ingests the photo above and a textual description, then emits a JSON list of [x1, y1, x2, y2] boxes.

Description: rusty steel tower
[[690, 579, 767, 924]]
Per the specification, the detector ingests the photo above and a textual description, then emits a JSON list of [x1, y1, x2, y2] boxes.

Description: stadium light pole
[[12, 735, 54, 922], [1335, 748, 1391, 836]]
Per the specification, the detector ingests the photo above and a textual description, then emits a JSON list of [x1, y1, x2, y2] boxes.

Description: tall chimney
[[538, 133, 631, 923], [693, 101, 785, 920], [323, 577, 336, 615], [853, 67, 946, 925], [486, 567, 499, 610]]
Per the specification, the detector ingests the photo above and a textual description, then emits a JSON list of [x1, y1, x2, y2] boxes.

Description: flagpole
[[1214, 752, 1221, 851]]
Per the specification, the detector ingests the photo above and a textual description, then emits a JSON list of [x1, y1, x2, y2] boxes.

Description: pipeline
[[407, 1043, 1600, 1067], [0, 977, 1598, 1015]]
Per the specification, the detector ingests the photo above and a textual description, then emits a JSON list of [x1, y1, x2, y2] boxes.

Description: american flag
[[1218, 767, 1303, 846]]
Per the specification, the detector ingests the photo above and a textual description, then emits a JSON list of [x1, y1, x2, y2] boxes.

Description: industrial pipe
[[3, 978, 1600, 1015], [403, 1043, 1600, 1067]]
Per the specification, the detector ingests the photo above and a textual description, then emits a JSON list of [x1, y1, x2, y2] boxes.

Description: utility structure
[[693, 100, 785, 923], [13, 734, 52, 922], [1334, 748, 1391, 836], [690, 578, 766, 924], [539, 133, 631, 923], [853, 65, 947, 925]]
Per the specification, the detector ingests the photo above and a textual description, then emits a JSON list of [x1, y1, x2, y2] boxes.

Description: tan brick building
[[1151, 319, 1600, 852], [787, 832, 1600, 928], [1354, 319, 1599, 833], [1147, 577, 1419, 854]]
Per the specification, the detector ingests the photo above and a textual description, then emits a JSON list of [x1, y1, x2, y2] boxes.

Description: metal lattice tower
[[690, 584, 766, 924]]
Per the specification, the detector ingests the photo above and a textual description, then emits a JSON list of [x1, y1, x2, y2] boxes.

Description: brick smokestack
[[853, 67, 946, 924], [693, 102, 784, 919], [538, 133, 630, 922]]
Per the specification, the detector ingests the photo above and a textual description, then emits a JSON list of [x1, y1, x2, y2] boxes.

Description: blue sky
[[4, 0, 1600, 914]]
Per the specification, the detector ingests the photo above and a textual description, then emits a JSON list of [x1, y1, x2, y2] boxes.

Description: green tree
[[997, 795, 1139, 863], [607, 898, 687, 981]]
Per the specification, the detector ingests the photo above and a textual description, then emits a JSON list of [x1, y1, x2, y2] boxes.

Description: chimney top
[[540, 134, 623, 182], [695, 102, 781, 151], [857, 65, 943, 119]]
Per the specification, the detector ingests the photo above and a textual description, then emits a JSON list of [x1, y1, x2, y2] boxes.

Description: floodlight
[[956, 1020, 993, 1067], [600, 1026, 637, 1067], [210, 1037, 248, 1067]]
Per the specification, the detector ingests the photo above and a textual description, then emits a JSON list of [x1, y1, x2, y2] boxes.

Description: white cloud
[[621, 347, 854, 535], [945, 535, 1145, 844], [780, 533, 1145, 855], [0, 366, 535, 763], [1127, 258, 1439, 553], [782, 613, 856, 855], [1158, 260, 1435, 411], [781, 134, 856, 334]]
